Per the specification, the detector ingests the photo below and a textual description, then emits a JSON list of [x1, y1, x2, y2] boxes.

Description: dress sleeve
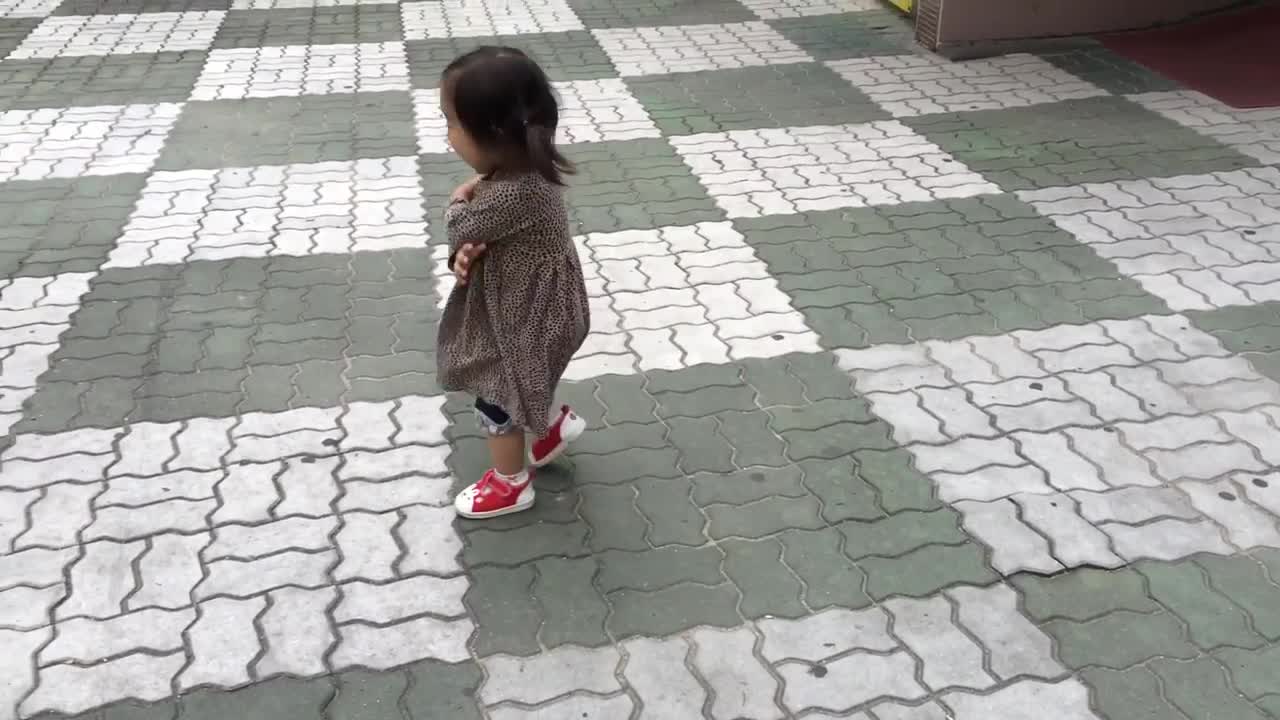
[[445, 181, 530, 267]]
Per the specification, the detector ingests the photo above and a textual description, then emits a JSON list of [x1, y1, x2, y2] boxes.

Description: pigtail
[[525, 123, 575, 186]]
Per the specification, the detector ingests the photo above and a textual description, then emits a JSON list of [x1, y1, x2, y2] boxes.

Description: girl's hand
[[451, 176, 483, 204], [453, 242, 487, 286]]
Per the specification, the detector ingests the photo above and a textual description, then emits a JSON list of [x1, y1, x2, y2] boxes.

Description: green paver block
[[668, 415, 737, 474], [328, 667, 408, 720], [607, 582, 741, 638], [860, 541, 996, 600], [1137, 560, 1264, 651], [779, 527, 873, 610], [462, 521, 590, 567], [596, 545, 725, 593], [464, 565, 541, 657], [841, 509, 965, 560], [769, 399, 896, 461], [1188, 302, 1280, 385], [56, 0, 230, 12], [650, 376, 756, 420], [579, 483, 649, 552], [1044, 610, 1199, 670], [212, 5, 403, 48], [904, 96, 1260, 192], [717, 410, 789, 468], [567, 138, 725, 234], [572, 419, 668, 455], [851, 448, 940, 513], [407, 31, 617, 88], [19, 251, 432, 430], [1150, 656, 1271, 720], [785, 352, 857, 403], [800, 456, 884, 523], [1013, 567, 1159, 622], [1195, 554, 1280, 641], [1079, 666, 1188, 720], [180, 676, 332, 719], [635, 476, 706, 546], [566, 0, 755, 29], [0, 19, 39, 60], [740, 198, 1166, 347], [692, 465, 807, 507], [740, 355, 807, 408], [1261, 547, 1280, 583], [156, 91, 417, 171], [1216, 645, 1280, 700], [592, 373, 657, 425], [722, 537, 807, 619], [402, 660, 485, 720], [767, 10, 913, 61], [533, 556, 610, 648], [704, 493, 825, 540], [1038, 46, 1180, 95], [0, 52, 207, 111], [573, 445, 683, 485], [0, 174, 147, 279], [626, 63, 889, 136]]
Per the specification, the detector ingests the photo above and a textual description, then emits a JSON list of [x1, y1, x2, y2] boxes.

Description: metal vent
[[914, 0, 943, 50]]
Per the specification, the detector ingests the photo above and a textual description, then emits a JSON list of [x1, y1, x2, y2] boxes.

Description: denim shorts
[[474, 397, 515, 436]]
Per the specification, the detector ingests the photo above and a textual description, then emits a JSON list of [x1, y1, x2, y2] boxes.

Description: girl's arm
[[445, 181, 531, 269]]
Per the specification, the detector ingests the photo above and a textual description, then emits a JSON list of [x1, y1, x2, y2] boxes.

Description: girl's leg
[[455, 398, 533, 519], [488, 431, 526, 477]]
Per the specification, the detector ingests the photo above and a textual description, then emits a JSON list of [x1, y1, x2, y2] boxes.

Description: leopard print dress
[[436, 171, 590, 438]]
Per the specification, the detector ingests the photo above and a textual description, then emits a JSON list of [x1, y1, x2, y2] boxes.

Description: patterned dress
[[436, 171, 591, 438]]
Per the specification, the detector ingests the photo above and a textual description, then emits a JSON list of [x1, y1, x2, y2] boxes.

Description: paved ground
[[2, 0, 1280, 718]]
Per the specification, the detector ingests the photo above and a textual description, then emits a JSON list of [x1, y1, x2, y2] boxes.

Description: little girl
[[437, 46, 591, 519]]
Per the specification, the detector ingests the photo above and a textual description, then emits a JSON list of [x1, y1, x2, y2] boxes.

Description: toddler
[[437, 46, 591, 519]]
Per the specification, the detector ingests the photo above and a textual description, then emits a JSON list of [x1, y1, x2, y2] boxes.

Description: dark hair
[[442, 46, 575, 186]]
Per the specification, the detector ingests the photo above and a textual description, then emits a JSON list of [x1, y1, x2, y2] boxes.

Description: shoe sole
[[529, 412, 587, 468], [456, 487, 536, 519]]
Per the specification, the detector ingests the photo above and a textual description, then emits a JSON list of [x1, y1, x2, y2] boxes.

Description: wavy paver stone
[[1, 0, 1280, 717]]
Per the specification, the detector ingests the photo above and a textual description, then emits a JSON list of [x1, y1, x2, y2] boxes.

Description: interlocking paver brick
[[1044, 609, 1200, 670], [479, 644, 620, 706], [777, 649, 923, 714], [942, 679, 1097, 720], [5, 0, 1280, 717], [178, 596, 265, 688], [568, 0, 755, 30], [620, 635, 706, 717], [670, 121, 998, 219], [907, 96, 1261, 192], [1133, 89, 1280, 165], [332, 614, 474, 669], [626, 62, 888, 136], [885, 594, 994, 690], [10, 11, 225, 58], [1079, 665, 1186, 720], [1150, 655, 1272, 720], [829, 53, 1106, 118], [1194, 554, 1280, 641], [22, 651, 186, 716], [212, 5, 401, 48], [405, 30, 617, 87], [765, 9, 912, 61]]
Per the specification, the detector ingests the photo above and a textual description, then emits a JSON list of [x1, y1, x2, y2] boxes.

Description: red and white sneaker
[[454, 469, 535, 519], [529, 405, 586, 467]]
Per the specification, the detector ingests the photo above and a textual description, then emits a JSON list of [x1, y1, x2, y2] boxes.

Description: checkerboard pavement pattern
[[1, 0, 1280, 717]]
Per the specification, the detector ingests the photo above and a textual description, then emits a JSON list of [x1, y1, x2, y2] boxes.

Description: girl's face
[[442, 94, 493, 174]]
